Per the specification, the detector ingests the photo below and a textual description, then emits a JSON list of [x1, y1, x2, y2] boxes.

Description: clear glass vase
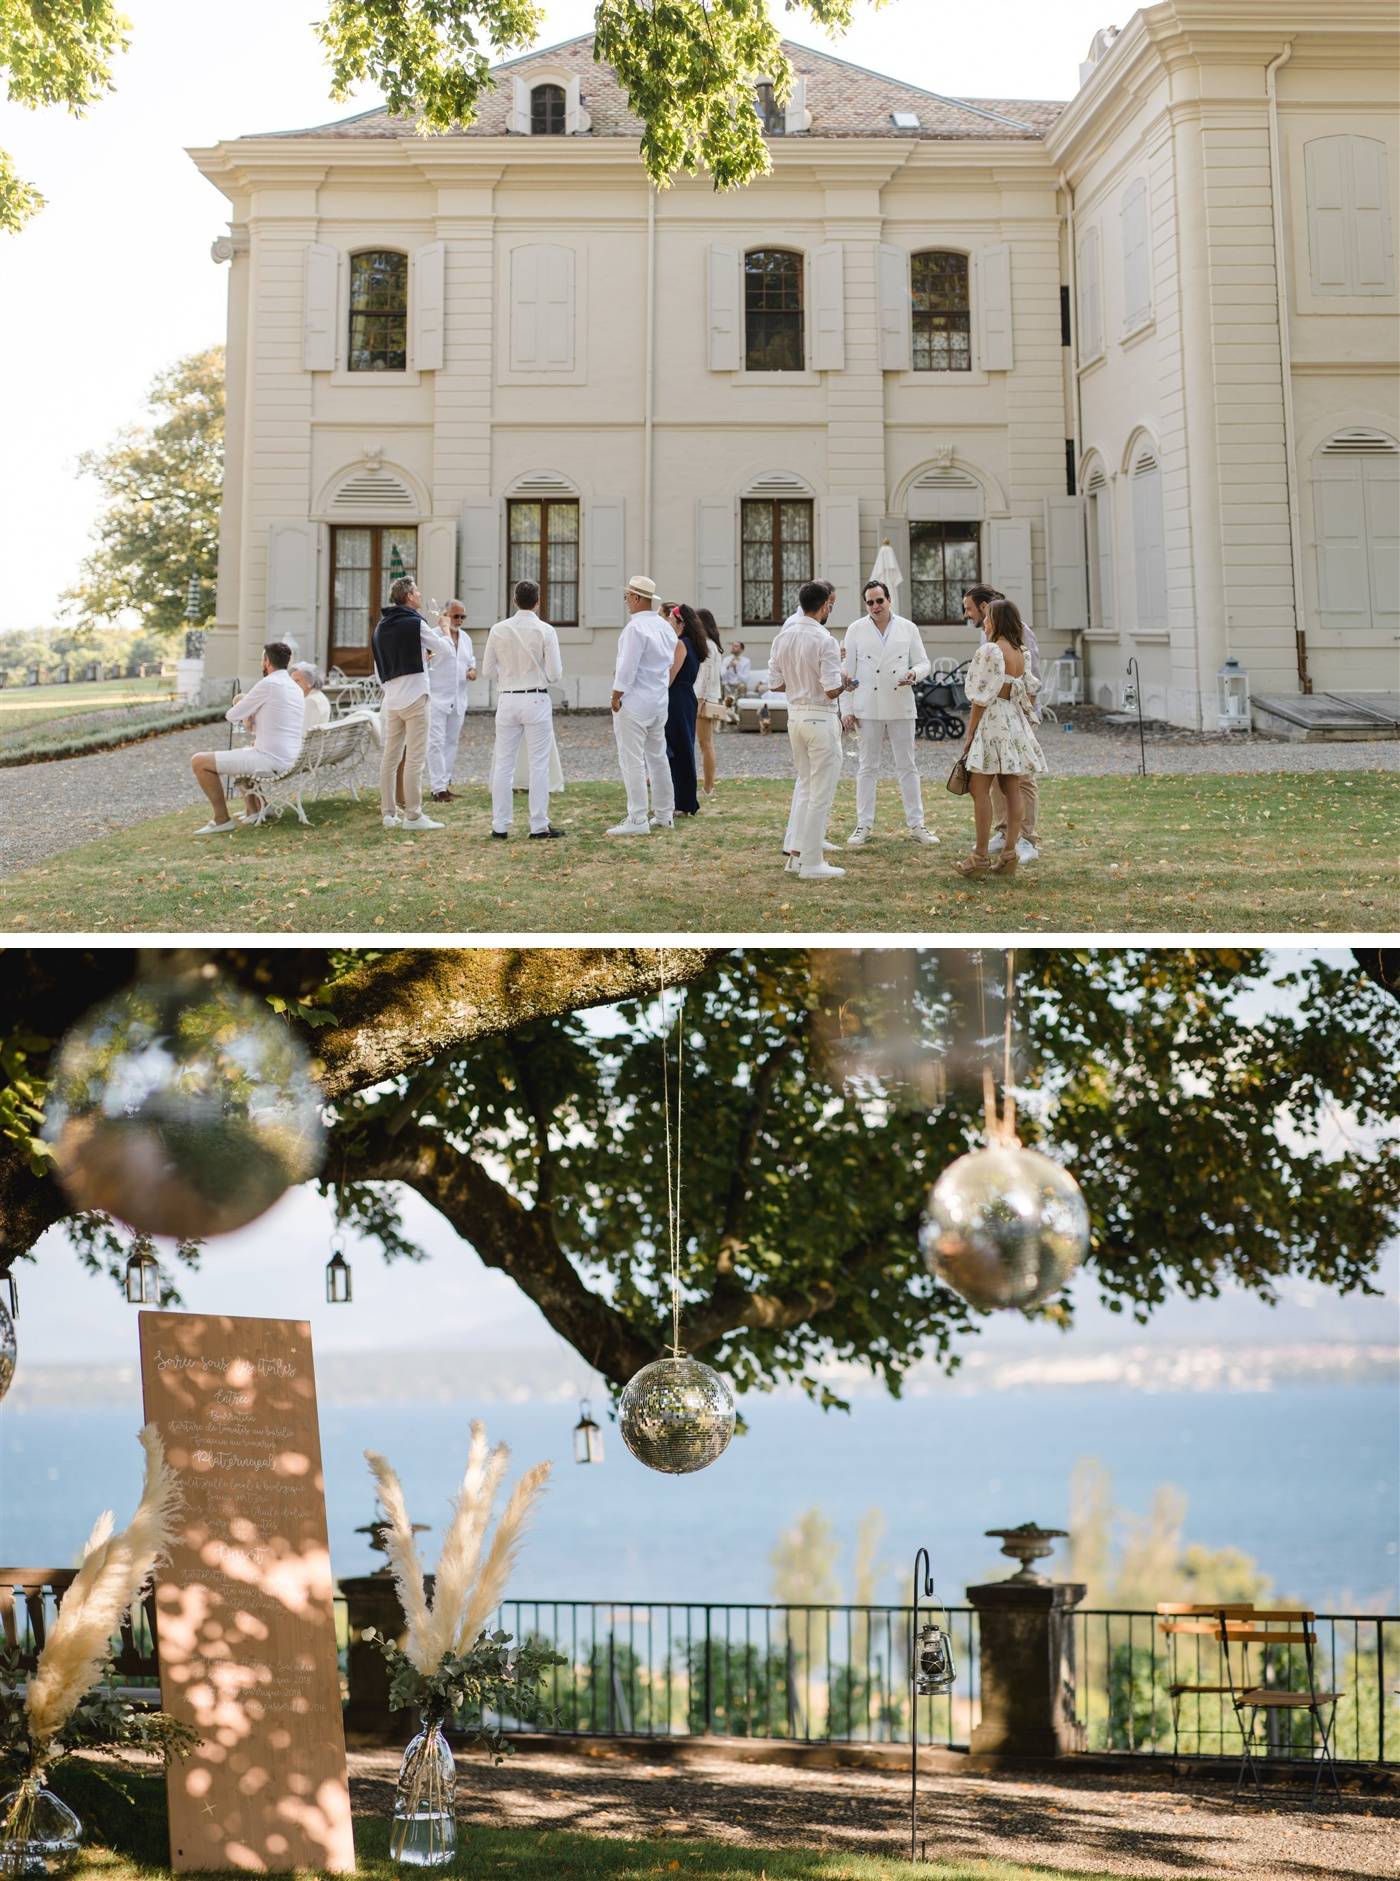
[[0, 1783, 83, 1878], [388, 1710, 456, 1869]]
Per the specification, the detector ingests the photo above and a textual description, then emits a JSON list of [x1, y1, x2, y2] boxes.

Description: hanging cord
[[982, 947, 1019, 1146], [657, 949, 685, 1359]]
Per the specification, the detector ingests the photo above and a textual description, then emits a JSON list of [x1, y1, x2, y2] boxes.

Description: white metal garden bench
[[233, 715, 377, 825]]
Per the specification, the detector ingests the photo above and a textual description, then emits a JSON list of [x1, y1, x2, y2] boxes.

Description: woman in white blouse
[[955, 598, 1046, 878], [693, 607, 726, 796]]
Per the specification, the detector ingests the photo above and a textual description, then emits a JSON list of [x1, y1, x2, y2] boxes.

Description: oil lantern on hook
[[124, 1237, 160, 1306], [914, 1610, 956, 1696], [325, 1234, 353, 1304], [573, 1398, 604, 1465]]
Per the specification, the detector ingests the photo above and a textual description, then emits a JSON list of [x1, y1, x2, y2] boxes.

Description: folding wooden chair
[[1156, 1602, 1257, 1774], [1225, 1609, 1343, 1803]]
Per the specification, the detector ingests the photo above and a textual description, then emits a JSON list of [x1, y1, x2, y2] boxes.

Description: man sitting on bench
[[190, 640, 305, 833]]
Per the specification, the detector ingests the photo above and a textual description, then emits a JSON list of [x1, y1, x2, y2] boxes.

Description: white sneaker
[[1016, 838, 1040, 863], [194, 819, 236, 835], [651, 815, 674, 829], [987, 831, 1006, 855], [907, 825, 940, 845], [607, 817, 652, 836], [847, 826, 873, 846], [823, 839, 839, 851], [399, 813, 444, 831], [382, 814, 402, 830], [799, 862, 847, 880]]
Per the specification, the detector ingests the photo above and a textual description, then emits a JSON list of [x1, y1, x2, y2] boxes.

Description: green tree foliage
[[0, 0, 130, 230], [63, 349, 224, 639]]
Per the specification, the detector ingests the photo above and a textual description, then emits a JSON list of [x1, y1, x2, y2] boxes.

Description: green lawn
[[1, 770, 1394, 934], [0, 675, 175, 732]]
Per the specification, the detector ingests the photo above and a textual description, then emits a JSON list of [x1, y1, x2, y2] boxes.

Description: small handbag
[[946, 754, 972, 796]]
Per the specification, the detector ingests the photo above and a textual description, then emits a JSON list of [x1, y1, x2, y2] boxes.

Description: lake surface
[[2, 1384, 1395, 1611]]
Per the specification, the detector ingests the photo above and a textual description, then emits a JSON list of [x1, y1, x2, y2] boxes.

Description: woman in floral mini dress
[[955, 598, 1046, 878]]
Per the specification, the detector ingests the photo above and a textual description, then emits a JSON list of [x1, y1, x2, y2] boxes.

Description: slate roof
[[256, 34, 1065, 143]]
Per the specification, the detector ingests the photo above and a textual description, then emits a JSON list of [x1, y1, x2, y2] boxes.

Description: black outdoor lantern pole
[[573, 1398, 603, 1465], [909, 1544, 957, 1863], [124, 1238, 160, 1306], [325, 1234, 353, 1305]]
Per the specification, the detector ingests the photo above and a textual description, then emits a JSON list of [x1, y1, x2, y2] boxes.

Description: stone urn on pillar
[[342, 1518, 432, 1740], [967, 1522, 1086, 1764]]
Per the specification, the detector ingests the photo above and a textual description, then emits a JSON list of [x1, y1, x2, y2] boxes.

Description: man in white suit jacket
[[841, 581, 937, 846]]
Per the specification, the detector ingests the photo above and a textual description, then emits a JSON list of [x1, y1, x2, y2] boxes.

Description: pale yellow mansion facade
[[192, 0, 1398, 722]]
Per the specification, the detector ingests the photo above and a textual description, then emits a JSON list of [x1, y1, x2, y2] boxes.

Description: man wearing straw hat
[[841, 578, 936, 847], [608, 575, 685, 835]]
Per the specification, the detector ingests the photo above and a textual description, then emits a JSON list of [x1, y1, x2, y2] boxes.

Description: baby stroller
[[914, 660, 967, 741]]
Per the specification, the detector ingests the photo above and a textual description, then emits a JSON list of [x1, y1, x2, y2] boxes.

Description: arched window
[[745, 249, 804, 371], [531, 83, 566, 135], [911, 252, 971, 372], [1312, 430, 1399, 632], [348, 251, 408, 372], [1130, 442, 1167, 630]]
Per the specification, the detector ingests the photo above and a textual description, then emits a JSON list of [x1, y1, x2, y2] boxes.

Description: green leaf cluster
[[0, 1642, 198, 1780], [0, 0, 130, 228], [362, 1627, 564, 1759]]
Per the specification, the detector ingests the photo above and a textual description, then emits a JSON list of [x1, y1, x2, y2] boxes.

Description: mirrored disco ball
[[920, 1143, 1089, 1311], [619, 1356, 736, 1475], [0, 1300, 14, 1403], [44, 972, 325, 1239]]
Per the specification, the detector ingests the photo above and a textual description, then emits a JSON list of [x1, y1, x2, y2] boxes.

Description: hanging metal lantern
[[921, 1141, 1089, 1311], [124, 1238, 160, 1306], [43, 960, 325, 1240], [325, 1236, 353, 1305], [619, 1356, 735, 1476], [0, 1296, 15, 1403], [573, 1399, 604, 1465], [914, 1612, 957, 1696]]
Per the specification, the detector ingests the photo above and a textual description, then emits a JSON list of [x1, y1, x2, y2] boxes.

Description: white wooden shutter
[[824, 498, 861, 616], [707, 245, 742, 371], [877, 244, 912, 371], [1312, 458, 1372, 629], [1363, 454, 1400, 628], [266, 522, 318, 644], [509, 75, 530, 134], [987, 516, 1033, 623], [585, 499, 626, 627], [1043, 496, 1088, 634], [303, 243, 338, 372], [461, 500, 502, 626], [975, 244, 1014, 371], [1120, 179, 1151, 329], [418, 517, 458, 613], [1077, 228, 1102, 359], [511, 244, 574, 372], [411, 241, 445, 372], [784, 75, 811, 134], [812, 245, 845, 372], [1131, 459, 1167, 629], [1349, 137, 1395, 295], [696, 498, 736, 625], [1087, 482, 1115, 628], [565, 75, 591, 134]]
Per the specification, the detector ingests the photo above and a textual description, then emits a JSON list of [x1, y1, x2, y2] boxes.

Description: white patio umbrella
[[868, 538, 904, 610]]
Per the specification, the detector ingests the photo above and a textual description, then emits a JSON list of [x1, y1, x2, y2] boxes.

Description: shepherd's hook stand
[[909, 1545, 957, 1863]]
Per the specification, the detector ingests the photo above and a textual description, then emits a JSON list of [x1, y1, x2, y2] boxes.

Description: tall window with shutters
[[507, 499, 579, 625], [1120, 179, 1152, 332], [330, 525, 418, 674], [911, 252, 972, 371], [1304, 136, 1396, 298], [741, 499, 812, 623], [348, 252, 409, 371], [1077, 226, 1103, 363], [744, 250, 804, 371], [910, 522, 980, 624], [1085, 469, 1115, 630], [1130, 447, 1167, 631]]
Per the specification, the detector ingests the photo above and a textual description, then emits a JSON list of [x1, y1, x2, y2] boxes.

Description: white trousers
[[783, 708, 842, 865], [612, 703, 674, 823], [428, 697, 464, 794], [855, 716, 924, 830], [491, 693, 553, 833]]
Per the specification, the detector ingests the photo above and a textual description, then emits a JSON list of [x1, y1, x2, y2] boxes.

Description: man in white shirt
[[427, 600, 477, 802], [842, 580, 937, 847], [768, 580, 856, 880], [608, 575, 685, 835], [482, 578, 565, 839], [372, 577, 446, 832], [721, 642, 753, 694], [190, 640, 305, 833], [781, 580, 834, 632], [961, 582, 1042, 862]]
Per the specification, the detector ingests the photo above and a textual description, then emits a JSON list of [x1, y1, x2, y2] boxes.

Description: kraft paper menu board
[[139, 1312, 356, 1874]]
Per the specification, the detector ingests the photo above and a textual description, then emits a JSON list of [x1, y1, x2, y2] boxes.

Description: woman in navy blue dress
[[664, 603, 707, 816]]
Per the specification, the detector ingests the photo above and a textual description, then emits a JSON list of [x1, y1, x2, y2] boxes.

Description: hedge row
[[0, 704, 228, 768]]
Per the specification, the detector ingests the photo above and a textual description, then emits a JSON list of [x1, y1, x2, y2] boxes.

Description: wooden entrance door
[[329, 525, 419, 675]]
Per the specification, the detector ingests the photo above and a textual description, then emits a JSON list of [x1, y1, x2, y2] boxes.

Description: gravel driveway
[[346, 1743, 1398, 1878], [2, 714, 1395, 878]]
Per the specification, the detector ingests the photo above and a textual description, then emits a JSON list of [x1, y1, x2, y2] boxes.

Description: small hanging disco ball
[[921, 1142, 1089, 1311], [0, 1298, 14, 1403], [44, 968, 325, 1240], [619, 1356, 736, 1475]]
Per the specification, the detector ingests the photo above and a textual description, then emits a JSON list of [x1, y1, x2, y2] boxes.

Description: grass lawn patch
[[0, 705, 226, 767], [0, 676, 175, 732], [1, 770, 1394, 934]]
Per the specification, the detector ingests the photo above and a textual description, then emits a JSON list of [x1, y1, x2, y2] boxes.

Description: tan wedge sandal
[[989, 850, 1020, 877], [954, 853, 994, 878]]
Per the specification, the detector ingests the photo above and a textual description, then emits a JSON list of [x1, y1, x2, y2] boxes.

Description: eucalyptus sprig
[[362, 1628, 563, 1761]]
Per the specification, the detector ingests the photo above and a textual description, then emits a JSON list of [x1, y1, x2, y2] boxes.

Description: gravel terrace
[[346, 1744, 1397, 1879], [1, 712, 1395, 877]]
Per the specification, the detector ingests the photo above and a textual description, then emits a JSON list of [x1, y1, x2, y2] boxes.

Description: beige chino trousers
[[380, 694, 430, 820]]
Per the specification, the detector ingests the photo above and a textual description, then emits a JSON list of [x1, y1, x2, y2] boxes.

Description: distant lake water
[[3, 1384, 1396, 1611]]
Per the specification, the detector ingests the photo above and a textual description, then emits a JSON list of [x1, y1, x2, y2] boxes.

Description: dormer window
[[754, 81, 784, 135], [531, 83, 566, 135], [891, 111, 920, 130]]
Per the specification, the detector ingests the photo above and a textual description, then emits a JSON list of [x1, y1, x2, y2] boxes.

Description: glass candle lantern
[[915, 1616, 956, 1696], [573, 1400, 603, 1465], [325, 1239, 353, 1305], [124, 1239, 160, 1306], [1217, 656, 1250, 731]]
